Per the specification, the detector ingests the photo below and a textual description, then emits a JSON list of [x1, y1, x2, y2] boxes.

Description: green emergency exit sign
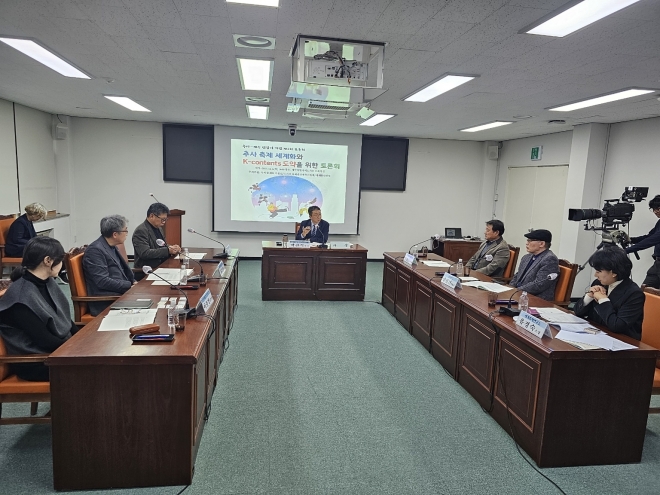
[[531, 146, 543, 161]]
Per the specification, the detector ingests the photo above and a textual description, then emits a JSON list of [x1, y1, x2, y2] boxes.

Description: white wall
[[67, 118, 490, 257], [0, 98, 19, 215], [14, 104, 57, 210], [602, 117, 660, 285]]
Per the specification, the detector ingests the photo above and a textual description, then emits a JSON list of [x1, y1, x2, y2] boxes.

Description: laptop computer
[[445, 228, 462, 239], [110, 299, 153, 310]]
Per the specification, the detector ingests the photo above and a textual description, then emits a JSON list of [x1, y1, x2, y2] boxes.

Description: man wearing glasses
[[83, 215, 137, 315], [132, 203, 182, 279], [626, 194, 660, 289], [509, 229, 559, 301]]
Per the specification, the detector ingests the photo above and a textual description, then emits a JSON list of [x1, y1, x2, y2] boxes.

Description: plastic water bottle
[[456, 259, 464, 277], [167, 303, 175, 333], [180, 264, 188, 285], [182, 248, 190, 269], [519, 291, 529, 313]]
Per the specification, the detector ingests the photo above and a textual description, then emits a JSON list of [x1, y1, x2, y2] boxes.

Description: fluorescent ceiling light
[[246, 105, 269, 119], [526, 0, 642, 37], [227, 0, 279, 6], [549, 89, 655, 111], [404, 75, 476, 102], [237, 58, 273, 91], [104, 96, 151, 112], [0, 37, 90, 78], [460, 121, 512, 133], [359, 114, 395, 126]]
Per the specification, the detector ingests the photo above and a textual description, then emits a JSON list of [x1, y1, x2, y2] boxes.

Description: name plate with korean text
[[441, 272, 462, 290], [516, 311, 551, 338]]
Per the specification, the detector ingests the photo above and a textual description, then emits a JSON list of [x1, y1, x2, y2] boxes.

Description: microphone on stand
[[187, 228, 229, 259], [142, 266, 197, 317], [179, 251, 206, 284], [408, 237, 432, 255], [500, 289, 521, 317], [150, 193, 162, 203]]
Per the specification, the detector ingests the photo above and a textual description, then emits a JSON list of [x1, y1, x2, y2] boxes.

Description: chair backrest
[[116, 243, 129, 263], [0, 217, 17, 247], [554, 259, 579, 304], [294, 222, 301, 235], [642, 286, 660, 352], [64, 249, 88, 322], [503, 245, 520, 279], [0, 335, 8, 382]]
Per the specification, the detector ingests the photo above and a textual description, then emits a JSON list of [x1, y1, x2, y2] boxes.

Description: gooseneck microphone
[[142, 266, 197, 317], [179, 251, 205, 282], [150, 193, 162, 203], [408, 237, 432, 255], [500, 289, 521, 317], [187, 228, 228, 259]]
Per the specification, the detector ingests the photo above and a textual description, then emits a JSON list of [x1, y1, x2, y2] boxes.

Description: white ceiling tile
[[375, 0, 449, 35], [78, 5, 147, 38], [33, 0, 89, 20], [174, 69, 213, 86], [164, 51, 205, 71], [402, 18, 474, 51], [227, 5, 278, 37], [111, 36, 167, 60], [435, 0, 507, 24], [320, 10, 380, 39], [172, 0, 228, 16], [329, 0, 391, 15], [124, 0, 183, 28], [144, 25, 196, 53], [385, 49, 435, 73], [181, 14, 233, 45]]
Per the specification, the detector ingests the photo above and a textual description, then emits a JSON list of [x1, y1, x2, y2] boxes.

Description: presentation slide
[[213, 126, 362, 235], [230, 139, 348, 224]]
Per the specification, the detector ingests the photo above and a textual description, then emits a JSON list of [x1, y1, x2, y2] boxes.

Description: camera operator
[[625, 194, 660, 289]]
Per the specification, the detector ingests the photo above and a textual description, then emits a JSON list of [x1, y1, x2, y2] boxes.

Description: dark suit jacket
[[509, 249, 559, 301], [296, 219, 329, 243], [5, 214, 36, 257], [573, 278, 645, 340], [132, 219, 170, 277], [83, 236, 135, 316]]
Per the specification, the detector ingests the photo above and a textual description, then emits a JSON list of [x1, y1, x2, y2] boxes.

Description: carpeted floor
[[2, 260, 660, 494]]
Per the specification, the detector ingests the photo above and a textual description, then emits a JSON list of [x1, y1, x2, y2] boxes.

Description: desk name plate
[[441, 272, 462, 290], [287, 240, 311, 249], [516, 311, 551, 338], [403, 253, 417, 266], [196, 288, 214, 316]]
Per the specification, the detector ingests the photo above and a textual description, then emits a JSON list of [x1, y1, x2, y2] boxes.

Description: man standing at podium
[[132, 203, 181, 279], [296, 206, 329, 244], [466, 219, 510, 277]]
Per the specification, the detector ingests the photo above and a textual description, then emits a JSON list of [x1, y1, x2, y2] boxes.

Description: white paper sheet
[[98, 309, 158, 331], [534, 307, 587, 324], [555, 330, 638, 351], [174, 252, 207, 260], [550, 323, 600, 334], [421, 260, 451, 267], [459, 277, 479, 282], [462, 281, 512, 293]]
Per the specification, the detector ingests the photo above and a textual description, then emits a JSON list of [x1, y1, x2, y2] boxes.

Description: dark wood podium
[[431, 238, 481, 262], [261, 241, 367, 300], [163, 209, 185, 246]]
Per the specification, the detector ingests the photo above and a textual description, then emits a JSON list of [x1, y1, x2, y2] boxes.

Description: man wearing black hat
[[509, 229, 559, 301]]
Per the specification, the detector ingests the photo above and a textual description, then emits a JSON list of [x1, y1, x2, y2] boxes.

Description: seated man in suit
[[573, 247, 645, 340], [83, 215, 137, 316], [509, 229, 559, 301], [132, 203, 181, 279], [466, 219, 510, 277], [296, 206, 329, 244]]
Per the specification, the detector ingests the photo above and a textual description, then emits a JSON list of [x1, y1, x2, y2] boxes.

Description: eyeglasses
[[114, 230, 129, 233], [156, 216, 167, 223], [651, 207, 660, 212]]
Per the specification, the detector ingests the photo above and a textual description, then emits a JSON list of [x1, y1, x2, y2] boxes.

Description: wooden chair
[[0, 216, 21, 279], [499, 244, 520, 282], [64, 247, 119, 327], [641, 286, 660, 414], [552, 259, 579, 306], [294, 222, 301, 235], [0, 335, 51, 425]]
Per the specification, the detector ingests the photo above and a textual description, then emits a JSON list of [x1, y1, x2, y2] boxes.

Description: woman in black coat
[[0, 237, 77, 381], [573, 247, 645, 340], [5, 202, 47, 257]]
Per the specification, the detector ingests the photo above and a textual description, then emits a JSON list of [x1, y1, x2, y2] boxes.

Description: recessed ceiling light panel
[[404, 74, 477, 102], [524, 0, 642, 38], [237, 58, 274, 91], [359, 114, 395, 126], [548, 88, 655, 112], [227, 0, 279, 7], [246, 105, 269, 119], [104, 96, 151, 112], [0, 37, 90, 79], [460, 121, 513, 133]]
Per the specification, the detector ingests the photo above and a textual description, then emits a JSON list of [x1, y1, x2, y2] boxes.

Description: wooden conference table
[[261, 241, 367, 301], [382, 252, 657, 467], [46, 248, 238, 491]]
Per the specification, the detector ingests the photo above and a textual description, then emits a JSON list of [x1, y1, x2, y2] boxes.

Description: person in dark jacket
[[5, 202, 47, 257], [296, 206, 329, 244], [0, 237, 77, 381], [132, 203, 181, 279], [509, 229, 559, 301], [626, 194, 660, 289], [573, 246, 645, 340], [83, 215, 136, 316]]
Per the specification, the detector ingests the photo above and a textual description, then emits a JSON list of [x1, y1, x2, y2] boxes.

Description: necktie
[[312, 225, 317, 236]]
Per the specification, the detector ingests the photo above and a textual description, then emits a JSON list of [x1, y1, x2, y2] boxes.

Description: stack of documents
[[421, 260, 451, 267], [462, 281, 512, 293], [98, 309, 158, 331], [555, 331, 637, 351], [174, 252, 206, 260], [147, 268, 193, 285]]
